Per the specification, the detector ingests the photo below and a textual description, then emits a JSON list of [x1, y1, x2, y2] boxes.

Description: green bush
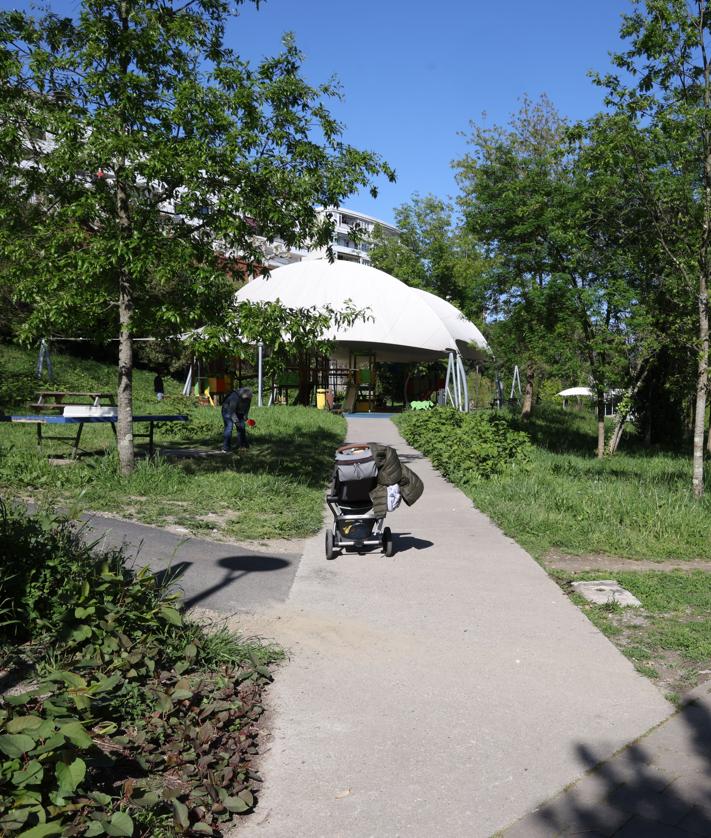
[[0, 363, 37, 413], [396, 407, 532, 483], [0, 503, 280, 837]]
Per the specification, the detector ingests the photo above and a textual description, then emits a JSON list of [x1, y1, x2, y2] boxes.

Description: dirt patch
[[544, 549, 711, 573]]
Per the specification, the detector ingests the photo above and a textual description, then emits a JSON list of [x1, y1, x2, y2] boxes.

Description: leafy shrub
[[396, 407, 532, 483], [0, 503, 279, 837], [0, 362, 36, 412]]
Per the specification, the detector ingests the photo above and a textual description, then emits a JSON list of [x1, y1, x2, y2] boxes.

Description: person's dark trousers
[[222, 416, 234, 451], [222, 414, 247, 451], [235, 413, 247, 447]]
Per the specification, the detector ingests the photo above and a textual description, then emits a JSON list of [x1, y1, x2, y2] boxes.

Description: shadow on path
[[505, 687, 711, 836], [395, 534, 434, 552], [181, 554, 291, 610]]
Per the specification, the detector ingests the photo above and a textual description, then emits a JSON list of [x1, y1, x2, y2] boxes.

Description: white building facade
[[264, 206, 399, 269]]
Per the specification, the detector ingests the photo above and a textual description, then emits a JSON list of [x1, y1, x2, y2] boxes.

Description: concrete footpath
[[503, 680, 711, 836], [232, 417, 673, 838]]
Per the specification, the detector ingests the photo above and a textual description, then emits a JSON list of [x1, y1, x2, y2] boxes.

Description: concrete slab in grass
[[571, 580, 642, 607]]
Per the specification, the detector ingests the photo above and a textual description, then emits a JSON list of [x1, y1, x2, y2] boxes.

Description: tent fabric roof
[[410, 287, 488, 361], [235, 260, 490, 363]]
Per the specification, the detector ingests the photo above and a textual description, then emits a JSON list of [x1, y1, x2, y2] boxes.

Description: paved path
[[232, 417, 673, 838], [503, 681, 711, 836], [79, 513, 301, 613]]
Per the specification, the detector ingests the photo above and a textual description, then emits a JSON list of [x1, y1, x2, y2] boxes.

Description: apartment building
[[266, 207, 399, 269]]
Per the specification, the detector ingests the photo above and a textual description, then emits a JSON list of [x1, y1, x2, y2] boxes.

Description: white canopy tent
[[234, 260, 490, 409], [557, 387, 594, 397], [236, 260, 489, 363], [409, 287, 487, 362]]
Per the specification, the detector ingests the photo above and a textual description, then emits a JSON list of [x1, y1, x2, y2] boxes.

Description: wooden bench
[[29, 391, 116, 412]]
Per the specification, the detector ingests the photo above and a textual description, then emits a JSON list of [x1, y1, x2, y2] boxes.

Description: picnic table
[[1, 413, 188, 459], [29, 391, 116, 412]]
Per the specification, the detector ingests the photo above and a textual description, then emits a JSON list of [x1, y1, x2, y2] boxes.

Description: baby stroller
[[325, 443, 394, 559]]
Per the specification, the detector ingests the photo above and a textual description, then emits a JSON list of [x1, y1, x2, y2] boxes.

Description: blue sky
[[15, 0, 634, 225], [229, 0, 633, 224]]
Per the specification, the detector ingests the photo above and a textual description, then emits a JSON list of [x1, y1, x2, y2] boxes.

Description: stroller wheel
[[325, 529, 337, 560], [383, 527, 395, 557]]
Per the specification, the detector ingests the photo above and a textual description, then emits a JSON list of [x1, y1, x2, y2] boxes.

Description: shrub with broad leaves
[[0, 503, 279, 837]]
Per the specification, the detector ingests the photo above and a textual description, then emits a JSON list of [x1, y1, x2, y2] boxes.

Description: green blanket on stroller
[[367, 442, 424, 517]]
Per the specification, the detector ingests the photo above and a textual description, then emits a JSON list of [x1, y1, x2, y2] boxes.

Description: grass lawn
[[0, 344, 345, 541], [396, 405, 711, 699], [467, 407, 711, 563]]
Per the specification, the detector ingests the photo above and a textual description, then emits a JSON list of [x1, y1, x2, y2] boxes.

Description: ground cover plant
[[0, 501, 282, 836], [0, 345, 346, 541], [395, 404, 711, 695]]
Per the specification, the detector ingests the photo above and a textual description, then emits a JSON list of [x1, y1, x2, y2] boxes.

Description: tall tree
[[455, 97, 588, 427], [0, 0, 393, 473], [369, 194, 488, 323], [596, 0, 711, 496], [456, 96, 642, 449]]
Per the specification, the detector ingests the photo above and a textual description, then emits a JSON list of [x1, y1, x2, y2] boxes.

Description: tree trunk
[[117, 271, 134, 475], [596, 389, 606, 459], [692, 275, 709, 498], [607, 357, 653, 456], [116, 166, 134, 475], [695, 36, 711, 495], [521, 361, 534, 419], [295, 353, 311, 406], [607, 407, 626, 456]]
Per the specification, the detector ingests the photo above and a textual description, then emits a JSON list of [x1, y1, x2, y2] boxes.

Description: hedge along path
[[233, 416, 673, 838]]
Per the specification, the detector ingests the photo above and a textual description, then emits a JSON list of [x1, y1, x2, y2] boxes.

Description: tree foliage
[[591, 0, 711, 494], [0, 0, 393, 472], [369, 194, 488, 322]]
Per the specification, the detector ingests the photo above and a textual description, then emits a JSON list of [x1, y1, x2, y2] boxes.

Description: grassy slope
[[396, 405, 711, 698], [0, 344, 345, 541]]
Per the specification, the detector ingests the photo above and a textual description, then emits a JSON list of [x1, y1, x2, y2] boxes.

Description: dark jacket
[[367, 442, 423, 517], [222, 387, 252, 419]]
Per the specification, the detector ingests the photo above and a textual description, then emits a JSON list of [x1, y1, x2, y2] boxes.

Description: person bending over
[[221, 386, 252, 452]]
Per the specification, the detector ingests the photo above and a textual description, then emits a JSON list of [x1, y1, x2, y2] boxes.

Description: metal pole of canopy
[[450, 352, 462, 410], [444, 352, 454, 407], [182, 359, 194, 396], [257, 342, 264, 408], [457, 354, 469, 412], [455, 354, 464, 410]]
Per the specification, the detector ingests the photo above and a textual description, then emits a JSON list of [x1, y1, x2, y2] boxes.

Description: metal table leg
[[71, 422, 84, 459]]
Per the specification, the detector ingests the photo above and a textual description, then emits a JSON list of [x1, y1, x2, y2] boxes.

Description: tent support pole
[[458, 354, 469, 412], [182, 359, 194, 397], [257, 342, 264, 408], [455, 354, 463, 410], [444, 352, 455, 407]]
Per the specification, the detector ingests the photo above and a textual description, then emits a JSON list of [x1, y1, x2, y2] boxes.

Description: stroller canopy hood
[[235, 260, 490, 362]]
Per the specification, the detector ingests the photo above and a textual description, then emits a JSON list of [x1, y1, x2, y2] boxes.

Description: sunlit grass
[[0, 344, 346, 540]]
